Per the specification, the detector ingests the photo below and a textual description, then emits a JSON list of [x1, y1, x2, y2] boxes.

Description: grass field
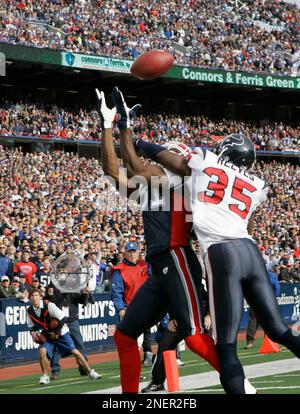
[[1, 337, 300, 394]]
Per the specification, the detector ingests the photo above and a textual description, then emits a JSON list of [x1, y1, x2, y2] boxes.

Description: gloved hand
[[112, 86, 142, 130], [95, 88, 116, 129]]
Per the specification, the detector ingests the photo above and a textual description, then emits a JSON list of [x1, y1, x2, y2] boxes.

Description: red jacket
[[112, 260, 148, 306]]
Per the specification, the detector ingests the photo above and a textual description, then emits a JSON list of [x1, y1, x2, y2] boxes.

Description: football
[[130, 50, 174, 80], [35, 332, 47, 345], [49, 318, 59, 331]]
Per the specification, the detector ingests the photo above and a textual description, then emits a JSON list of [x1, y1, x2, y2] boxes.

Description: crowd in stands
[[0, 99, 299, 151], [0, 146, 298, 301], [0, 0, 299, 75]]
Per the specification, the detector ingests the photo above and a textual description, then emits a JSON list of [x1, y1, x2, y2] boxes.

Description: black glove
[[112, 86, 142, 130]]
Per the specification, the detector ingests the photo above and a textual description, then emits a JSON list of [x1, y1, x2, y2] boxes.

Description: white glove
[[95, 88, 116, 129]]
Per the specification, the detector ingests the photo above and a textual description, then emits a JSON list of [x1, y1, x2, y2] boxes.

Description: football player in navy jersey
[[98, 87, 222, 394]]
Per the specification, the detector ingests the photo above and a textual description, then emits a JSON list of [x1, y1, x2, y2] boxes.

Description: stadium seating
[[0, 0, 299, 75]]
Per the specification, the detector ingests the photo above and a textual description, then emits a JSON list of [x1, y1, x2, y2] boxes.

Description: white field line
[[185, 386, 300, 393], [31, 381, 85, 391], [107, 350, 289, 381], [250, 380, 283, 383], [87, 357, 300, 394]]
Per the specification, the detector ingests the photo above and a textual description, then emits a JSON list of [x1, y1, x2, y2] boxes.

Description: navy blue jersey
[[139, 171, 191, 260]]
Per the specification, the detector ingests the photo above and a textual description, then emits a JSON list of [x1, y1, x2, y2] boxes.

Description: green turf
[[191, 370, 300, 394], [0, 336, 298, 394]]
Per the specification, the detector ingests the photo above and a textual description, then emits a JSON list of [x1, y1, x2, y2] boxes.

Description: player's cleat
[[89, 369, 102, 380], [244, 343, 254, 349], [39, 374, 50, 385], [141, 382, 165, 393], [143, 351, 153, 366], [140, 375, 147, 381], [244, 378, 257, 394], [176, 358, 185, 366], [79, 366, 88, 376], [51, 373, 59, 380]]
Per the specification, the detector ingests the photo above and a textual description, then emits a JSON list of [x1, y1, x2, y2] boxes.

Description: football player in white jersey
[[134, 132, 300, 394]]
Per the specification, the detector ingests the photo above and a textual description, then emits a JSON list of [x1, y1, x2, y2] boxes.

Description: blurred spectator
[[13, 251, 38, 285], [38, 259, 52, 288], [32, 248, 46, 276], [0, 99, 299, 151], [279, 263, 294, 283], [18, 273, 30, 291], [94, 256, 111, 293], [11, 275, 21, 293], [31, 276, 46, 295], [0, 275, 16, 298], [0, 244, 13, 278], [291, 260, 300, 283], [17, 286, 30, 303]]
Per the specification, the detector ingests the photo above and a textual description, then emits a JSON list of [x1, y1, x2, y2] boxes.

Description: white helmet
[[162, 141, 192, 158]]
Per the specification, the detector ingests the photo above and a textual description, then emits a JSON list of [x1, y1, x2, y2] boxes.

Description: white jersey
[[187, 148, 268, 256]]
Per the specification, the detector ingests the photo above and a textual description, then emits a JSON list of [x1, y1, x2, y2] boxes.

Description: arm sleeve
[[48, 302, 67, 321], [87, 268, 97, 292], [259, 183, 269, 204], [110, 270, 126, 312], [27, 315, 36, 331]]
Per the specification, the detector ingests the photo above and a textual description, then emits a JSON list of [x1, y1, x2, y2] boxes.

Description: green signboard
[[0, 43, 62, 66], [1, 43, 300, 90], [166, 66, 300, 90], [61, 51, 132, 73]]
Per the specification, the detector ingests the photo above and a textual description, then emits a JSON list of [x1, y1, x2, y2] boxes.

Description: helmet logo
[[222, 135, 245, 149]]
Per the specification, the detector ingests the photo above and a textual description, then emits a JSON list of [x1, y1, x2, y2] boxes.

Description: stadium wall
[[0, 135, 299, 164]]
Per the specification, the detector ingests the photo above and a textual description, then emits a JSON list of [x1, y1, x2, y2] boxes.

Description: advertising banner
[[166, 66, 300, 90], [61, 52, 132, 73], [0, 294, 119, 364], [1, 285, 300, 365]]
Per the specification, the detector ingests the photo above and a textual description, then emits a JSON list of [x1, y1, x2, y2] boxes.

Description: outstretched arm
[[97, 89, 134, 196], [135, 139, 191, 177], [112, 87, 166, 181], [120, 129, 165, 180]]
